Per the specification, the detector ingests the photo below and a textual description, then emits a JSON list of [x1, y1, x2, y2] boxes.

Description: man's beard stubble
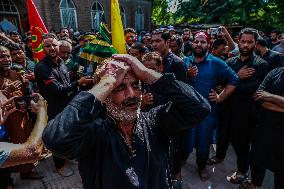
[[105, 97, 141, 123], [239, 47, 255, 57], [193, 47, 207, 58]]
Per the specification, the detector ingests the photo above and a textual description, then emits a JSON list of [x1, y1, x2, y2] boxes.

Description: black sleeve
[[173, 59, 187, 82], [42, 92, 103, 160], [258, 68, 277, 91], [152, 74, 211, 135], [35, 64, 79, 96]]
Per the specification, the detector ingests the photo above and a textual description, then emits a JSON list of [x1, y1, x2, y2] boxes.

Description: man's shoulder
[[269, 49, 282, 56], [253, 55, 268, 66], [272, 44, 280, 49], [35, 58, 52, 75], [172, 53, 184, 64], [209, 54, 226, 65], [226, 56, 238, 64], [267, 67, 284, 77]]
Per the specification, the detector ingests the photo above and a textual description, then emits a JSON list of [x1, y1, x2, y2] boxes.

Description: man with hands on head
[[43, 54, 211, 189], [34, 34, 94, 177]]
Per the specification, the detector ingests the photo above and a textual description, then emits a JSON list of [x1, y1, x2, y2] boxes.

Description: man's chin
[[240, 51, 253, 57], [125, 104, 139, 111]]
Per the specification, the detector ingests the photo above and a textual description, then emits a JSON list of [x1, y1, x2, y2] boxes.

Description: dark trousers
[[231, 139, 250, 174], [274, 172, 284, 189], [215, 126, 230, 159], [48, 117, 66, 170], [184, 114, 216, 170], [251, 165, 266, 187], [53, 155, 66, 169], [0, 169, 13, 189], [172, 132, 187, 176], [215, 103, 230, 160], [251, 165, 284, 189]]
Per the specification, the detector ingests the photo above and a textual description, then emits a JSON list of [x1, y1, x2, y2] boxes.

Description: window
[[0, 0, 17, 13], [0, 0, 20, 31], [135, 7, 144, 31], [120, 6, 126, 28], [91, 1, 104, 30], [60, 0, 78, 30]]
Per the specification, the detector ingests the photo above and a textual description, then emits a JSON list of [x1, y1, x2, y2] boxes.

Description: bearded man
[[184, 32, 239, 181], [222, 28, 268, 184], [42, 54, 211, 189]]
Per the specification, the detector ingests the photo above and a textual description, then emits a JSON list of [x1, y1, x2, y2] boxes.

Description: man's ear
[[255, 42, 260, 49], [159, 64, 163, 73], [165, 39, 170, 46]]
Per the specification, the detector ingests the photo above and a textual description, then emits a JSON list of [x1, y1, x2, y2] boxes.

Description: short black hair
[[151, 29, 171, 42], [124, 28, 137, 35], [212, 38, 227, 49], [271, 30, 280, 35], [60, 27, 69, 32], [239, 28, 259, 41], [142, 52, 162, 66], [183, 28, 191, 33], [256, 37, 268, 47], [130, 42, 148, 54], [9, 31, 19, 36], [170, 35, 183, 47], [8, 43, 23, 52]]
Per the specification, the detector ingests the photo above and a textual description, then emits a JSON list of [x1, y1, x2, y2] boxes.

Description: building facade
[[0, 0, 153, 33]]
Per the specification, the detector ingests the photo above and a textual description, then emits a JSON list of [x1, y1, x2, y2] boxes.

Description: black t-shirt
[[226, 54, 268, 96], [262, 49, 284, 72], [257, 67, 284, 127]]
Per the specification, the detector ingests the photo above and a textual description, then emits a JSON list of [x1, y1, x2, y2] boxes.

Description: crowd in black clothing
[[0, 25, 283, 189]]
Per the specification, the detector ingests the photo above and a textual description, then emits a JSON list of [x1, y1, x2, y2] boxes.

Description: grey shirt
[[272, 44, 284, 54]]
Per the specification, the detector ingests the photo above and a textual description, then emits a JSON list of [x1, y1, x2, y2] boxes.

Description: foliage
[[151, 0, 173, 26], [152, 0, 284, 31]]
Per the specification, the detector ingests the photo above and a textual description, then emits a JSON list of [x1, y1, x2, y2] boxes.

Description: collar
[[189, 52, 210, 64], [262, 49, 270, 58], [237, 52, 256, 63], [162, 52, 172, 61], [44, 56, 64, 67]]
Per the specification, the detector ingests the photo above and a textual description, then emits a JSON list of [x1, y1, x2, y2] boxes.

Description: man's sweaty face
[[43, 38, 59, 59], [105, 71, 142, 122], [0, 49, 12, 72]]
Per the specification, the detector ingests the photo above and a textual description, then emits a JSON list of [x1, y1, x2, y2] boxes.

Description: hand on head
[[112, 54, 157, 84], [96, 58, 131, 88]]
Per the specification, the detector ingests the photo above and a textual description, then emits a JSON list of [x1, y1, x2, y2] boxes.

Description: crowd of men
[[0, 25, 283, 189]]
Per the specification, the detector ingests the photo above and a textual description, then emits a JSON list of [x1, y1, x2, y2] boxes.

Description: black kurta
[[43, 74, 211, 189], [223, 54, 268, 143], [252, 67, 284, 172]]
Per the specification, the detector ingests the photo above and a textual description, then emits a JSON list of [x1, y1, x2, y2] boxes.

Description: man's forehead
[[0, 49, 10, 55], [129, 48, 139, 54], [194, 36, 207, 41], [60, 45, 72, 51], [240, 33, 255, 40], [123, 71, 138, 81], [11, 49, 23, 54], [151, 34, 162, 39], [44, 38, 59, 44]]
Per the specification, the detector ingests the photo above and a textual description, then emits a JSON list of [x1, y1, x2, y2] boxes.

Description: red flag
[[27, 0, 48, 63]]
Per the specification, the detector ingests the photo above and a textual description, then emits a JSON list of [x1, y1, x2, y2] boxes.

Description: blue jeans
[[185, 112, 217, 169]]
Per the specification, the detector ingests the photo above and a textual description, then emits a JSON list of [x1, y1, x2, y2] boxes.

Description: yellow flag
[[111, 0, 127, 54]]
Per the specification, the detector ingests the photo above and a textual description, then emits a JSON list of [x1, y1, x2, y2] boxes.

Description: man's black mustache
[[122, 98, 140, 106]]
